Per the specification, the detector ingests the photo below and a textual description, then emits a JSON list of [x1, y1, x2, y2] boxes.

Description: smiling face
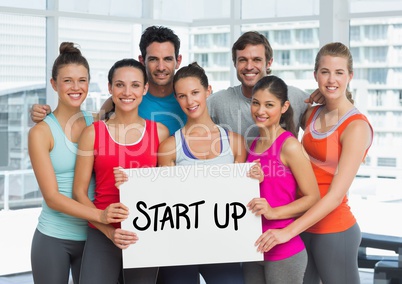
[[314, 55, 353, 101], [140, 41, 182, 88], [174, 76, 211, 119], [108, 66, 148, 113], [251, 89, 289, 129], [235, 44, 272, 96], [51, 63, 89, 108]]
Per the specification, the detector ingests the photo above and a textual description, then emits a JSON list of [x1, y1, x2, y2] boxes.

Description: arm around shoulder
[[73, 124, 96, 206], [229, 131, 247, 163], [157, 136, 176, 167], [156, 122, 170, 144]]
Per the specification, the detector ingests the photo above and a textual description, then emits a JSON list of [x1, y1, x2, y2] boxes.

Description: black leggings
[[31, 229, 85, 284], [301, 223, 361, 284], [79, 227, 158, 284]]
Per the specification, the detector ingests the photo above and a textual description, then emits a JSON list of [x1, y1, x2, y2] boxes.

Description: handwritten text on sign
[[120, 163, 263, 268]]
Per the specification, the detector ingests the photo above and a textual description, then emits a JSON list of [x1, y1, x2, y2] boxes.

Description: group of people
[[29, 25, 373, 284]]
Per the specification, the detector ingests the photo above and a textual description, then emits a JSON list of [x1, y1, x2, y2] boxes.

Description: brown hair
[[314, 42, 354, 104], [173, 62, 209, 93], [232, 31, 273, 75], [51, 42, 90, 81]]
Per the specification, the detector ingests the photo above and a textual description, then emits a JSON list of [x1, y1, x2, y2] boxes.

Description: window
[[213, 33, 229, 47], [295, 29, 313, 44], [364, 25, 388, 41], [295, 49, 313, 65], [351, 47, 361, 63], [274, 30, 291, 45], [213, 53, 230, 67], [194, 34, 209, 48], [350, 26, 361, 41], [377, 157, 397, 167], [366, 46, 388, 62], [194, 53, 209, 67], [368, 68, 388, 85], [276, 50, 291, 65]]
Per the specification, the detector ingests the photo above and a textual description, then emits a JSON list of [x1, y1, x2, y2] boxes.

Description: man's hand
[[31, 104, 51, 123], [305, 88, 325, 105]]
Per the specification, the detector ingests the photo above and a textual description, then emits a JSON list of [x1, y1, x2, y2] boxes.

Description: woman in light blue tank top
[[157, 62, 247, 284], [28, 42, 129, 284]]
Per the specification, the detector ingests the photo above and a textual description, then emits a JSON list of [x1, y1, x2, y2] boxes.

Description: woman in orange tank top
[[253, 42, 373, 284]]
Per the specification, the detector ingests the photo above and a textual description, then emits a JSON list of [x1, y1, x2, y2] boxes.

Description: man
[[31, 26, 186, 135], [137, 25, 186, 135], [207, 31, 311, 142]]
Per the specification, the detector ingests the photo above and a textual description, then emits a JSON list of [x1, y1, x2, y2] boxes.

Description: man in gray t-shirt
[[207, 31, 309, 142]]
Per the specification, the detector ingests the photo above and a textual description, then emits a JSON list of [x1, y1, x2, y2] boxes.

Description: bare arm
[[248, 138, 320, 223], [229, 131, 247, 163], [73, 125, 137, 249], [28, 123, 122, 224], [258, 120, 372, 252], [30, 104, 99, 123], [156, 122, 170, 144], [157, 136, 177, 167]]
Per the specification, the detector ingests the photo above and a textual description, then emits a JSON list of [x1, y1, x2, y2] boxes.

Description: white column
[[46, 0, 59, 110], [230, 0, 241, 86], [319, 0, 350, 46]]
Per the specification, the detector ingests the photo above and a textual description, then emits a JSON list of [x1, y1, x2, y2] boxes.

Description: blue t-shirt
[[139, 91, 187, 135]]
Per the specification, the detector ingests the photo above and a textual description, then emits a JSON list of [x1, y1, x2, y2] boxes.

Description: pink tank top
[[247, 131, 305, 261]]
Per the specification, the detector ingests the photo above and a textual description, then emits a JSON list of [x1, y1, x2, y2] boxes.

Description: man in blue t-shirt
[[137, 25, 186, 135]]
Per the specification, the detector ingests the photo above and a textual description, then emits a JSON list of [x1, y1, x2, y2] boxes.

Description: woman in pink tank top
[[243, 75, 320, 284]]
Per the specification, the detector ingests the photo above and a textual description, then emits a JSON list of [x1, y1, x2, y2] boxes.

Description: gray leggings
[[79, 227, 158, 284], [242, 249, 307, 284], [31, 229, 85, 284], [301, 223, 361, 284]]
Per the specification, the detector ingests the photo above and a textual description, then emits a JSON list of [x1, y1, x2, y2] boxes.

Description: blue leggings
[[31, 229, 85, 284], [301, 223, 361, 284], [158, 262, 244, 284]]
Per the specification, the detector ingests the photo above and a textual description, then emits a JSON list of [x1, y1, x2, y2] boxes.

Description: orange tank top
[[302, 106, 372, 234]]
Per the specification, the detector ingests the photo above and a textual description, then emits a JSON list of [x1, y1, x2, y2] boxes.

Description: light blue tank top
[[37, 111, 95, 241], [174, 125, 234, 166]]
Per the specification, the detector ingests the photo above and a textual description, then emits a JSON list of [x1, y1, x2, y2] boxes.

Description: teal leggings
[[301, 223, 361, 284]]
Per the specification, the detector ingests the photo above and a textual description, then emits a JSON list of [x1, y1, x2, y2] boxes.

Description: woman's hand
[[255, 228, 292, 253], [247, 160, 264, 183], [247, 198, 276, 220], [100, 202, 130, 224], [114, 166, 128, 188], [111, 228, 138, 250]]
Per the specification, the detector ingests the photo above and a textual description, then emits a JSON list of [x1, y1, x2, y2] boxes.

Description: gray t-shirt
[[207, 84, 309, 142]]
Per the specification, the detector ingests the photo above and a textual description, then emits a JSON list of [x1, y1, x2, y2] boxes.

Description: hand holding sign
[[119, 163, 263, 268]]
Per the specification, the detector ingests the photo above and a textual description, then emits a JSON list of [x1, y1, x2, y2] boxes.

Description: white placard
[[120, 163, 263, 268]]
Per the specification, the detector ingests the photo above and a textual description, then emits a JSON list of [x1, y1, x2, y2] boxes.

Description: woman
[[73, 58, 169, 284], [256, 42, 373, 284], [156, 62, 247, 284], [243, 75, 320, 284], [28, 42, 128, 284]]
